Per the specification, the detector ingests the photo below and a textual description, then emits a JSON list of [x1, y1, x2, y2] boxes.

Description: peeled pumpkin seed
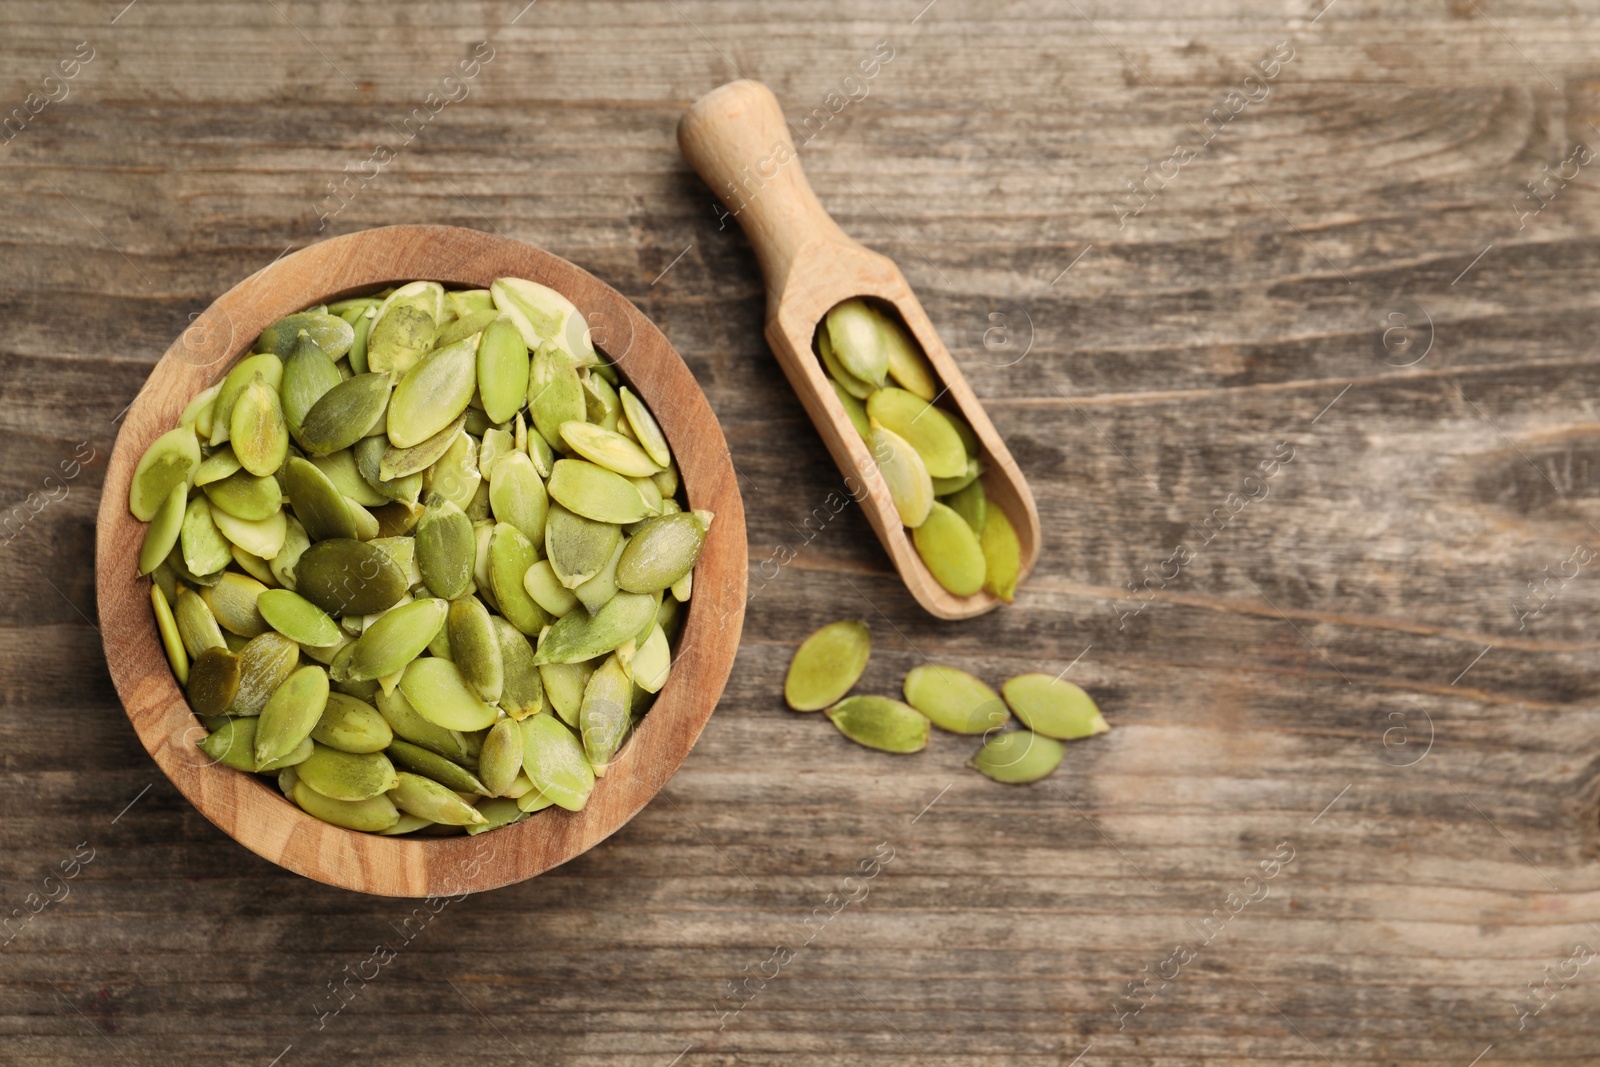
[[202, 469, 281, 521], [785, 620, 870, 712], [630, 624, 671, 693], [478, 718, 524, 796], [969, 730, 1064, 783], [230, 374, 289, 477], [210, 354, 283, 447], [518, 714, 594, 811], [268, 515, 310, 587], [255, 665, 331, 766], [130, 426, 201, 522], [878, 311, 938, 400], [293, 776, 400, 831], [476, 315, 530, 424], [386, 739, 489, 795], [256, 588, 342, 647], [488, 523, 550, 635], [489, 452, 548, 543], [449, 288, 495, 318], [256, 311, 355, 361], [669, 567, 692, 603], [616, 511, 707, 594], [139, 483, 188, 576], [296, 743, 398, 801], [375, 685, 477, 764], [831, 380, 871, 440], [175, 587, 226, 657], [818, 327, 875, 400], [311, 692, 393, 753], [534, 591, 657, 665], [528, 347, 586, 450], [980, 506, 1021, 603], [281, 335, 344, 441], [582, 374, 621, 432], [492, 621, 544, 721], [493, 276, 596, 365], [617, 387, 671, 468], [193, 445, 242, 487], [413, 496, 475, 600], [212, 507, 288, 561], [902, 664, 1007, 734], [152, 584, 189, 686], [187, 646, 243, 715], [545, 504, 621, 589], [387, 335, 478, 448], [180, 497, 235, 576], [294, 537, 407, 617], [579, 653, 632, 773], [399, 656, 498, 731], [931, 457, 982, 496], [231, 545, 279, 586], [825, 695, 929, 753], [376, 812, 431, 836], [298, 373, 390, 456], [912, 502, 986, 597], [1002, 674, 1110, 740], [199, 717, 261, 772], [200, 571, 269, 637], [311, 449, 387, 508], [428, 430, 481, 512], [226, 631, 300, 717], [343, 597, 446, 682], [540, 660, 593, 727], [436, 307, 499, 350], [866, 388, 966, 479], [559, 422, 661, 478], [354, 434, 422, 503], [180, 382, 223, 431], [469, 796, 526, 833], [868, 421, 933, 528], [946, 478, 986, 534], [447, 595, 503, 704], [389, 771, 486, 825], [284, 456, 358, 542], [380, 412, 464, 480], [825, 298, 889, 387], [523, 559, 580, 616], [574, 538, 626, 615], [367, 281, 443, 377]]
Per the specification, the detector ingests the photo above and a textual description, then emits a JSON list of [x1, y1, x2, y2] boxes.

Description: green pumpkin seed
[[386, 739, 489, 795], [200, 571, 269, 636], [785, 620, 871, 712], [474, 315, 530, 424], [476, 718, 524, 796], [226, 631, 300, 716], [298, 373, 390, 456], [367, 281, 443, 377], [575, 537, 626, 614], [199, 717, 261, 772], [255, 665, 331, 765], [281, 335, 343, 442], [518, 714, 594, 811], [945, 478, 986, 534], [616, 386, 671, 468], [413, 496, 474, 600], [544, 504, 621, 589], [489, 452, 548, 543], [354, 434, 423, 503], [283, 456, 358, 542], [468, 796, 526, 833], [178, 497, 234, 579], [493, 618, 545, 720], [949, 409, 980, 458], [434, 308, 496, 351], [310, 449, 388, 508], [212, 507, 288, 560], [380, 412, 464, 480], [266, 515, 310, 590], [493, 276, 596, 365], [376, 812, 432, 835], [428, 430, 481, 512], [831, 380, 871, 441], [388, 771, 486, 825], [524, 415, 555, 478], [868, 421, 933, 528], [209, 353, 283, 447], [311, 692, 393, 753], [174, 587, 226, 657], [968, 729, 1064, 783], [342, 598, 446, 682], [448, 595, 503, 704], [1002, 674, 1109, 740], [515, 783, 556, 812], [129, 426, 201, 521], [818, 327, 876, 399], [187, 646, 242, 715], [540, 659, 593, 727], [535, 591, 657, 665], [522, 559, 579, 616], [292, 778, 400, 832], [180, 382, 222, 432], [615, 511, 707, 594], [629, 624, 671, 693], [547, 458, 650, 524], [866, 388, 966, 479], [345, 305, 376, 374], [151, 584, 188, 685], [980, 506, 1021, 603], [912, 502, 986, 597], [902, 664, 1007, 734], [399, 656, 498, 731], [528, 347, 586, 450], [372, 500, 424, 538], [294, 537, 408, 617], [651, 461, 680, 500], [295, 743, 398, 801], [374, 685, 477, 764], [825, 695, 929, 753], [256, 310, 355, 361], [826, 298, 889, 387], [560, 421, 660, 478], [878, 310, 938, 401], [931, 457, 982, 496], [488, 523, 549, 635], [202, 469, 281, 521], [138, 482, 188, 576], [669, 568, 692, 603], [230, 545, 279, 587], [385, 335, 478, 448], [256, 588, 341, 647], [582, 373, 621, 432], [579, 653, 631, 773], [478, 426, 514, 482], [449, 288, 495, 318], [193, 445, 242, 487]]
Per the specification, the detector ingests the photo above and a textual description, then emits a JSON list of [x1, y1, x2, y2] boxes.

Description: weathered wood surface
[[5, 0, 1600, 1063]]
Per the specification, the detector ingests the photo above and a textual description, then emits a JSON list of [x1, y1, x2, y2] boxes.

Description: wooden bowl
[[94, 225, 748, 897]]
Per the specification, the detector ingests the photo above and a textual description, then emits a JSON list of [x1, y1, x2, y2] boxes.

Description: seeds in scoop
[[825, 695, 929, 753], [912, 502, 986, 597], [785, 620, 871, 711], [399, 656, 498, 731], [295, 744, 398, 801], [945, 478, 986, 535], [256, 588, 342, 647], [825, 298, 889, 387], [868, 421, 933, 528], [967, 730, 1064, 784], [298, 373, 390, 456], [414, 496, 475, 600], [616, 511, 708, 593], [151, 584, 189, 685], [255, 665, 331, 766], [534, 591, 657, 665], [389, 771, 486, 826], [292, 779, 400, 832], [310, 692, 393, 754], [930, 457, 981, 496], [130, 426, 201, 522], [866, 388, 966, 479], [186, 646, 242, 715], [386, 739, 489, 795], [1002, 674, 1109, 740], [831, 380, 871, 441], [878, 310, 938, 401], [579, 653, 632, 773], [476, 316, 530, 424], [294, 538, 408, 617], [979, 507, 1020, 603], [255, 311, 355, 361], [818, 327, 875, 399], [477, 719, 524, 796], [342, 597, 446, 682], [902, 664, 1007, 734], [518, 714, 595, 811], [447, 595, 504, 704], [545, 504, 621, 589]]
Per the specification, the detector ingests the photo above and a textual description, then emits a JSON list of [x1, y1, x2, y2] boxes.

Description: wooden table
[[5, 1, 1599, 1063]]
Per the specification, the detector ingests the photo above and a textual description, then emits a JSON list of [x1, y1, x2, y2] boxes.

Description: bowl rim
[[94, 224, 747, 897]]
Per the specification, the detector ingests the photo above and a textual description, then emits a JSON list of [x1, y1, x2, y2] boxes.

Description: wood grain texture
[[6, 0, 1600, 1063], [93, 225, 747, 897]]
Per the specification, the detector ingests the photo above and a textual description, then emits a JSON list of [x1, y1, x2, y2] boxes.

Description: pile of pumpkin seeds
[[816, 299, 1021, 602], [784, 619, 1108, 783], [130, 277, 710, 836]]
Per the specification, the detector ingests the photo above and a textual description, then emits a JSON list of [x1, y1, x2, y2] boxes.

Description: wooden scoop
[[678, 79, 1040, 620]]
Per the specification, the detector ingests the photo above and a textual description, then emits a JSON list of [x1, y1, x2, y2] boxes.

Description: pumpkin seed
[[879, 312, 938, 400], [968, 730, 1063, 783], [902, 664, 1007, 734], [376, 812, 432, 835], [212, 506, 288, 560], [582, 373, 621, 432], [129, 426, 201, 521], [545, 504, 621, 589], [193, 445, 242, 487], [468, 796, 526, 833], [825, 298, 889, 387], [387, 335, 478, 448], [930, 457, 982, 496], [478, 718, 524, 796], [399, 656, 498, 731], [579, 653, 631, 772], [617, 387, 671, 468], [651, 460, 680, 499], [540, 660, 593, 727], [374, 685, 477, 763], [669, 567, 693, 603], [1002, 674, 1109, 740], [516, 785, 556, 813], [912, 502, 986, 597], [311, 692, 393, 753], [428, 429, 481, 511], [868, 421, 933, 528], [210, 354, 283, 447], [386, 739, 489, 795], [256, 310, 355, 361], [225, 631, 300, 717], [866, 388, 965, 479], [475, 315, 530, 424], [199, 717, 261, 772], [818, 327, 875, 399], [630, 475, 664, 517], [187, 646, 242, 715], [484, 523, 546, 635], [478, 426, 513, 482], [283, 456, 357, 541], [534, 591, 657, 665], [389, 771, 486, 825], [296, 743, 398, 801], [449, 288, 495, 317], [575, 538, 626, 615], [353, 434, 422, 503], [151, 584, 188, 686], [292, 778, 400, 832], [256, 588, 342, 647], [230, 545, 279, 587], [311, 449, 388, 508], [524, 414, 555, 477], [945, 478, 986, 534], [294, 537, 408, 617], [414, 496, 475, 600], [493, 617, 545, 720], [255, 665, 331, 766], [367, 281, 443, 377], [343, 597, 446, 682], [493, 276, 596, 366], [528, 347, 586, 450], [980, 506, 1021, 603], [547, 458, 649, 525], [379, 412, 464, 480], [825, 695, 929, 753], [522, 559, 579, 617], [202, 469, 281, 521], [281, 335, 343, 442], [559, 422, 661, 478], [785, 620, 870, 712], [630, 624, 671, 693], [518, 714, 594, 811], [180, 382, 223, 432], [950, 409, 981, 458], [200, 571, 269, 636], [615, 511, 707, 594], [175, 587, 226, 657], [298, 373, 390, 456], [831, 380, 871, 440], [345, 305, 376, 374], [448, 595, 504, 704], [138, 482, 188, 576]]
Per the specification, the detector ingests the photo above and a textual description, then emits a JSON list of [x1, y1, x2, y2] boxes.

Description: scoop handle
[[678, 80, 857, 302]]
